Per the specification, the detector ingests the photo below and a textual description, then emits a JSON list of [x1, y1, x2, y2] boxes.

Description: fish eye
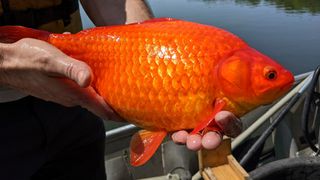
[[265, 70, 277, 80]]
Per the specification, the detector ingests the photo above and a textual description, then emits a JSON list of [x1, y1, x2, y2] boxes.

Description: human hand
[[171, 111, 242, 151], [0, 38, 122, 121]]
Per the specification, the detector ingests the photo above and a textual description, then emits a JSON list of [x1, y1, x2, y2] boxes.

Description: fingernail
[[202, 132, 221, 149], [215, 111, 229, 121], [187, 134, 202, 151], [171, 133, 176, 140], [215, 111, 233, 127]]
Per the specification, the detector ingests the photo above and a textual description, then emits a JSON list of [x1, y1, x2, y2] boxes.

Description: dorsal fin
[[0, 26, 50, 43], [127, 17, 180, 26], [138, 17, 180, 23]]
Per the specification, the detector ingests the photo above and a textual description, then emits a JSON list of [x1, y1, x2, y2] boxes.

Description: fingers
[[202, 131, 222, 149], [77, 86, 125, 122], [3, 38, 123, 121], [186, 132, 222, 151], [186, 134, 202, 151], [40, 77, 123, 121], [13, 38, 93, 88], [79, 86, 114, 120], [32, 39, 93, 88], [172, 130, 222, 151], [172, 111, 242, 151], [215, 111, 242, 138], [171, 130, 188, 144]]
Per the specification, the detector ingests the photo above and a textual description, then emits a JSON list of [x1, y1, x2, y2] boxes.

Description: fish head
[[217, 48, 294, 113]]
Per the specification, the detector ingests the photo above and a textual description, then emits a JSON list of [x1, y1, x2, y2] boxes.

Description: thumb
[[49, 55, 93, 88], [16, 38, 93, 87], [215, 111, 242, 138]]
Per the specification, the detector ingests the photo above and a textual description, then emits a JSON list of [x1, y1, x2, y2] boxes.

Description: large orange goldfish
[[0, 18, 294, 166]]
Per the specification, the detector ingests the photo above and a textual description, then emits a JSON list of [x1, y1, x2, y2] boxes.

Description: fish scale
[[0, 18, 294, 166], [48, 20, 269, 131], [83, 23, 240, 131]]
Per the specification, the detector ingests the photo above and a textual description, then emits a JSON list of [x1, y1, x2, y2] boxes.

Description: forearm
[[125, 0, 154, 24], [80, 0, 153, 26], [0, 43, 11, 85]]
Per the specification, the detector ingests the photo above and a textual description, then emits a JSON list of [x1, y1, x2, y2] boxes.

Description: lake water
[[81, 0, 320, 75], [147, 0, 320, 75]]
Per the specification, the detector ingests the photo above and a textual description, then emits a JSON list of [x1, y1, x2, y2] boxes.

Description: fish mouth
[[256, 79, 294, 105], [281, 73, 294, 91], [277, 69, 294, 92], [281, 81, 294, 91]]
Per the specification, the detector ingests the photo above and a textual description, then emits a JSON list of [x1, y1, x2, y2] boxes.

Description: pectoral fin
[[191, 99, 226, 135], [130, 130, 167, 166]]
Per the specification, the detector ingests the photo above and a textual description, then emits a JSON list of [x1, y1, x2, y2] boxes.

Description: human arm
[[79, 0, 153, 26], [172, 111, 242, 150], [0, 38, 121, 121]]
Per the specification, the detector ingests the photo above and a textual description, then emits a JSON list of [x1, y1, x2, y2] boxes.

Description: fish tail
[[0, 26, 50, 43]]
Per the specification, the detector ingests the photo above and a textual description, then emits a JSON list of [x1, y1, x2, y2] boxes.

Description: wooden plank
[[198, 138, 231, 170], [212, 165, 242, 180], [198, 138, 250, 180], [202, 167, 217, 180], [227, 155, 249, 180]]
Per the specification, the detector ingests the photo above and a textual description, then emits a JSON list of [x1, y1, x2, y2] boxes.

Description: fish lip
[[253, 79, 294, 102], [282, 74, 294, 91], [281, 81, 293, 90]]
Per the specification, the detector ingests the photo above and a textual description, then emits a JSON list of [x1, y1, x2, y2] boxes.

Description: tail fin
[[0, 26, 50, 43]]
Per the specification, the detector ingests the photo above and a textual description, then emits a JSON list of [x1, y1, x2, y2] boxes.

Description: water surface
[[145, 0, 320, 75], [80, 0, 320, 74]]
